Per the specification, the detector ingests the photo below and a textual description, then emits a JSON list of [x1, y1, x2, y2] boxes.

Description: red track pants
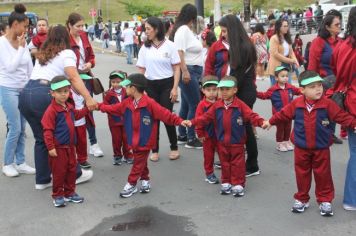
[[127, 150, 150, 185], [49, 147, 77, 198], [217, 143, 245, 186], [203, 137, 217, 176], [276, 121, 292, 142], [75, 125, 87, 164], [294, 146, 334, 203], [109, 125, 132, 158]]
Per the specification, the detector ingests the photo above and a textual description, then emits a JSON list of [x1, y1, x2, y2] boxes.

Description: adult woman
[[67, 13, 104, 157], [170, 3, 203, 149], [251, 23, 268, 80], [137, 17, 181, 161], [267, 19, 299, 85], [308, 13, 343, 144], [205, 15, 259, 176], [0, 4, 35, 177], [333, 6, 356, 211], [19, 25, 96, 189]]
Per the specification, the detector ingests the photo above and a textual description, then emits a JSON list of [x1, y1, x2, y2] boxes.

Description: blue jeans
[[84, 80, 97, 145], [0, 86, 26, 166], [178, 65, 202, 140], [125, 44, 133, 64], [344, 129, 356, 206], [19, 80, 82, 184]]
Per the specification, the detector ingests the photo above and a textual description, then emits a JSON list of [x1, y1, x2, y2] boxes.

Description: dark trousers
[[19, 80, 82, 184], [294, 147, 334, 203], [145, 78, 178, 152], [128, 150, 150, 185], [49, 147, 77, 198]]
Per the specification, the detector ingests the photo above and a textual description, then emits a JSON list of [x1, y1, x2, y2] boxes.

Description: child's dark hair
[[9, 4, 28, 27], [274, 68, 289, 77], [221, 75, 238, 87], [298, 70, 319, 87], [202, 75, 218, 88], [205, 31, 217, 47], [127, 73, 147, 93], [50, 76, 69, 88]]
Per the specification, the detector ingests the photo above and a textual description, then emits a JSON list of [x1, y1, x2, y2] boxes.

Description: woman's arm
[[65, 66, 97, 110], [178, 50, 191, 84], [170, 64, 180, 102]]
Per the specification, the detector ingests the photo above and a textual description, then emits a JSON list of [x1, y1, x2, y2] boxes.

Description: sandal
[[150, 153, 159, 162], [169, 150, 180, 160]]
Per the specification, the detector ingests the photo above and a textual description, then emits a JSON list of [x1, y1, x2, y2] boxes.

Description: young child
[[28, 18, 48, 54], [257, 66, 301, 152], [98, 73, 186, 198], [68, 74, 93, 169], [187, 76, 266, 197], [195, 75, 219, 184], [263, 71, 356, 216], [104, 70, 133, 165], [41, 76, 88, 207]]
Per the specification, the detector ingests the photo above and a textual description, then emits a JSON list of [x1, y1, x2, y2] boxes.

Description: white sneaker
[[15, 163, 36, 174], [2, 164, 19, 177], [276, 142, 288, 152], [343, 204, 356, 211], [35, 182, 52, 190], [89, 143, 104, 157], [284, 141, 294, 151], [76, 169, 93, 184]]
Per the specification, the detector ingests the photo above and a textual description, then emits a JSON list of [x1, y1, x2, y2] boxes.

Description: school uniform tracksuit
[[103, 88, 132, 159], [192, 97, 264, 187], [41, 100, 88, 198], [269, 96, 356, 203], [195, 98, 217, 176], [99, 94, 183, 186], [257, 83, 301, 142]]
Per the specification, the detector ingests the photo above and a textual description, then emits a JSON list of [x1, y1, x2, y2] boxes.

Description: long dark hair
[[219, 15, 257, 73], [254, 23, 265, 34], [144, 17, 165, 48], [345, 6, 356, 48], [66, 12, 84, 30], [318, 15, 339, 40], [169, 4, 197, 41], [275, 19, 292, 44], [37, 25, 71, 65], [8, 4, 28, 27]]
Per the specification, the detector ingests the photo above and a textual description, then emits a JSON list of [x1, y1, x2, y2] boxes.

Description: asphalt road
[[0, 50, 355, 236]]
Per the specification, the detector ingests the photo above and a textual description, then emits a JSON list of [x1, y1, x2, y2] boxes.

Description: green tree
[[118, 0, 164, 18], [252, 0, 268, 11]]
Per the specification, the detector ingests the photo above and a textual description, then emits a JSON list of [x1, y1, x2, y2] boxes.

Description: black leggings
[[146, 77, 178, 152]]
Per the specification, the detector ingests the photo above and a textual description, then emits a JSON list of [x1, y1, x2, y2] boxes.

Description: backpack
[[104, 32, 109, 39]]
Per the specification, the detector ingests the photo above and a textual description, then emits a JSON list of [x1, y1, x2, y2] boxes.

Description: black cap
[[120, 73, 147, 89]]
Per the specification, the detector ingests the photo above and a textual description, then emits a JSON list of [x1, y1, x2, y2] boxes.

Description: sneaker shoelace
[[321, 203, 331, 211]]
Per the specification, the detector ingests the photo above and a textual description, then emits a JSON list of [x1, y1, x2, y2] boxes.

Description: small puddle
[[82, 206, 197, 236]]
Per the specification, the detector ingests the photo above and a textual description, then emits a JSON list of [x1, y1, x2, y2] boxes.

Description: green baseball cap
[[109, 71, 126, 80], [203, 80, 219, 87], [50, 79, 71, 91], [79, 74, 93, 80], [299, 75, 324, 86], [119, 79, 132, 87], [217, 80, 236, 88], [275, 66, 289, 73]]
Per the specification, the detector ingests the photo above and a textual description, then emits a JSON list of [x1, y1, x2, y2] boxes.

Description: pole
[[195, 0, 204, 17]]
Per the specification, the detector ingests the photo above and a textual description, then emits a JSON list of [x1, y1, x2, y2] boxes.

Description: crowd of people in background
[[0, 1, 356, 217]]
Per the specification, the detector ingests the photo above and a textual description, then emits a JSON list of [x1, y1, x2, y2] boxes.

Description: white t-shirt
[[283, 39, 289, 56], [174, 25, 203, 66], [0, 36, 33, 88], [136, 39, 181, 80], [121, 28, 135, 46], [31, 49, 77, 81], [71, 88, 85, 126], [78, 38, 86, 70]]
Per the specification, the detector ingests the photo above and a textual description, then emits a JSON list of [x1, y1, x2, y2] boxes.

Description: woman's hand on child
[[49, 149, 57, 157]]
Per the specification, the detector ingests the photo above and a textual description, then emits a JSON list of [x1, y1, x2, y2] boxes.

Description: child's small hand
[[262, 120, 272, 130], [49, 149, 57, 157], [181, 120, 192, 127]]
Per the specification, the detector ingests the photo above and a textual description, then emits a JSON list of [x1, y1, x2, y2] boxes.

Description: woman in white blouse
[[170, 4, 203, 149], [19, 25, 96, 190], [0, 4, 35, 177], [137, 17, 181, 161]]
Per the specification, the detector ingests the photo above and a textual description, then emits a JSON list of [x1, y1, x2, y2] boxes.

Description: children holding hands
[[263, 71, 356, 216]]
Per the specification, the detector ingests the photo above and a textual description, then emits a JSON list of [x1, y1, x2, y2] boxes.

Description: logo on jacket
[[142, 116, 151, 126], [236, 116, 243, 125], [321, 118, 330, 127]]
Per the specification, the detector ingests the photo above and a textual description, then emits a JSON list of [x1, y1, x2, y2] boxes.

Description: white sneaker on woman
[[15, 163, 36, 174], [2, 164, 19, 177], [89, 143, 104, 157], [76, 169, 93, 184]]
